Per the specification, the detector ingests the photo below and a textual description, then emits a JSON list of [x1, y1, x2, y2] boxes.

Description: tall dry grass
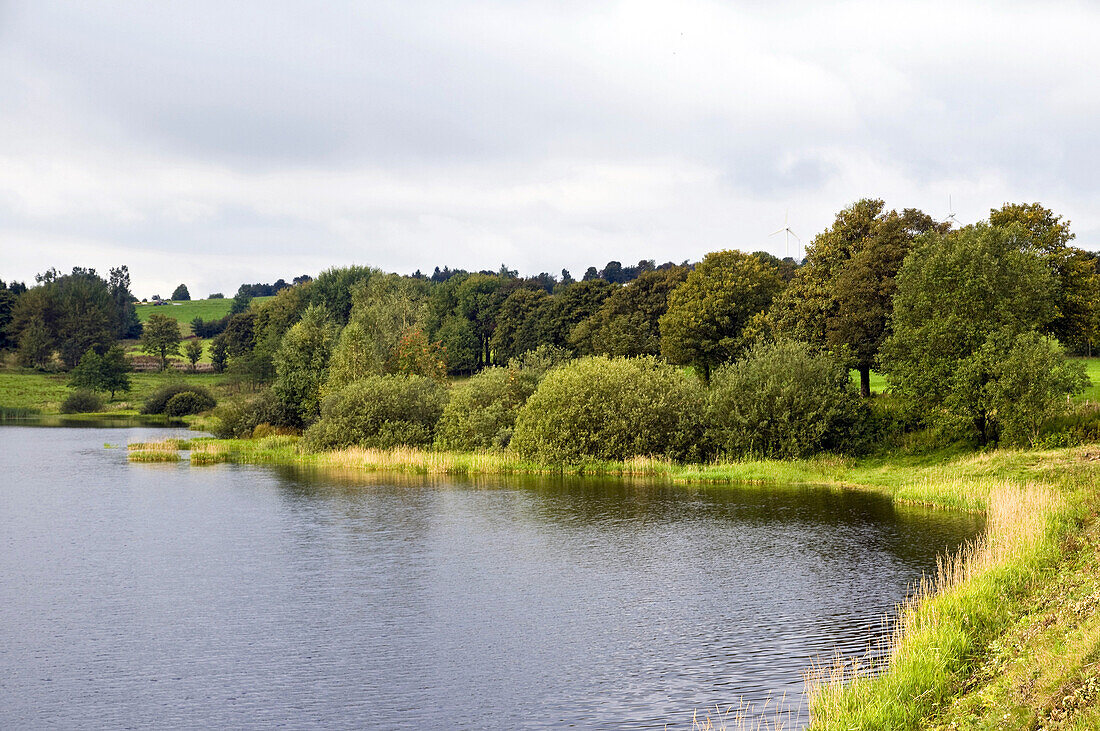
[[806, 482, 1062, 727], [128, 437, 191, 451], [126, 437, 190, 462], [688, 696, 803, 731], [308, 446, 676, 477]]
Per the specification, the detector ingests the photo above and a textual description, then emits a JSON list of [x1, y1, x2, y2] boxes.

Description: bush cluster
[[141, 383, 216, 415], [210, 389, 297, 438], [509, 355, 707, 463], [164, 391, 213, 417], [705, 341, 870, 459], [302, 374, 447, 451], [434, 366, 539, 451], [60, 390, 103, 414]]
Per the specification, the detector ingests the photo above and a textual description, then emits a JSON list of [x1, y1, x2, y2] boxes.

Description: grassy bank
[[0, 366, 242, 415], [126, 436, 1099, 729]]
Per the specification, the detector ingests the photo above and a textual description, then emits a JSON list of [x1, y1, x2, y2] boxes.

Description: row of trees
[[3, 266, 141, 369], [227, 200, 1093, 448], [4, 200, 1097, 449]]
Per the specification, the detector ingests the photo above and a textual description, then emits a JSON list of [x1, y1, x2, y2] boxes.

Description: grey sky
[[1, 0, 1097, 297]]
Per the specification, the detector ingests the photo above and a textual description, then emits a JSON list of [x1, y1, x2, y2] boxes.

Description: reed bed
[[127, 449, 182, 463], [128, 437, 191, 451], [0, 405, 41, 420], [126, 437, 190, 462], [805, 483, 1063, 728], [190, 440, 232, 465], [307, 446, 677, 477]]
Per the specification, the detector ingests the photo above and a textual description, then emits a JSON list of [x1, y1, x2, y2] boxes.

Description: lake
[[0, 426, 983, 729]]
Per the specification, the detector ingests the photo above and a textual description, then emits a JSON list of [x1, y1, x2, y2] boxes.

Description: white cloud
[[1, 0, 1098, 296]]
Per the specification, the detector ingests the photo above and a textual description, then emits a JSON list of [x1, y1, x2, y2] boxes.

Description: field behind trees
[[134, 297, 272, 337]]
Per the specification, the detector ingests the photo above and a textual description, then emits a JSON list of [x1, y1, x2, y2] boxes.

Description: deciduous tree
[[141, 313, 182, 371], [880, 224, 1069, 443], [660, 250, 781, 381], [184, 339, 204, 371], [771, 199, 944, 396], [69, 345, 132, 398]]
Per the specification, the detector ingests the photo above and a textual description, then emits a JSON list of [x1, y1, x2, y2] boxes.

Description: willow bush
[[509, 355, 706, 463], [705, 340, 870, 459], [435, 346, 569, 451], [434, 367, 537, 451], [302, 374, 446, 451]]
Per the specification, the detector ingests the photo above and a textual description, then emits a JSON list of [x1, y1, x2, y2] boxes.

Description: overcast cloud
[[1, 0, 1097, 297]]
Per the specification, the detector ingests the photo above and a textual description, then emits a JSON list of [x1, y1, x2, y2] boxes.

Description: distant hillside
[[134, 297, 271, 337]]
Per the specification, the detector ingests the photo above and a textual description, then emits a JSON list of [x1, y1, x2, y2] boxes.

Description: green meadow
[[135, 296, 271, 337], [0, 368, 236, 415]]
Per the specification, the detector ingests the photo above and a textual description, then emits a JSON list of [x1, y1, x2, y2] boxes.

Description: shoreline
[[127, 436, 1100, 728]]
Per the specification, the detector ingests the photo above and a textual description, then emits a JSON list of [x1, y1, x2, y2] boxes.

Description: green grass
[[0, 367, 239, 415], [136, 298, 232, 336], [122, 338, 215, 365], [858, 358, 1100, 402], [135, 296, 271, 336]]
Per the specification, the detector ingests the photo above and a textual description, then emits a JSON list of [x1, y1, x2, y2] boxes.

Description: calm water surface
[[0, 426, 983, 729]]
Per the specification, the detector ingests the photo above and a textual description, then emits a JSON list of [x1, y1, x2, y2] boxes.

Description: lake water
[[0, 426, 984, 729]]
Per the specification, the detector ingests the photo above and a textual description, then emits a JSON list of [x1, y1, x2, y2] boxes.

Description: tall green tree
[[771, 199, 944, 396], [141, 313, 182, 371], [307, 265, 378, 324], [184, 339, 204, 370], [17, 316, 54, 369], [108, 266, 142, 339], [880, 224, 1065, 442], [0, 288, 15, 350], [945, 330, 1086, 445], [988, 202, 1096, 353], [544, 278, 615, 350], [56, 271, 115, 368], [349, 273, 432, 371], [436, 315, 480, 375], [660, 250, 782, 381], [171, 283, 191, 301], [455, 273, 506, 368], [69, 345, 132, 398], [490, 287, 553, 362], [570, 266, 688, 357], [272, 305, 338, 426]]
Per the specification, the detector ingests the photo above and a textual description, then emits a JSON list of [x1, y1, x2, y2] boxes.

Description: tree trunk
[[859, 366, 871, 399]]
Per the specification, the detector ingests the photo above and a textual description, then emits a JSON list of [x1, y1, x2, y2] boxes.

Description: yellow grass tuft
[[127, 438, 191, 451], [190, 440, 231, 465]]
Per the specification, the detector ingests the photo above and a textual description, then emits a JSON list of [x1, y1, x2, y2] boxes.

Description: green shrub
[[509, 355, 706, 463], [705, 340, 870, 459], [1035, 403, 1100, 448], [164, 391, 215, 417], [209, 389, 296, 438], [302, 374, 446, 451], [436, 368, 537, 451], [60, 390, 103, 414], [141, 383, 216, 415]]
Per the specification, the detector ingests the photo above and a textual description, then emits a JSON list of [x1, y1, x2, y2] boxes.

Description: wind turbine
[[771, 212, 802, 260], [945, 195, 959, 227]]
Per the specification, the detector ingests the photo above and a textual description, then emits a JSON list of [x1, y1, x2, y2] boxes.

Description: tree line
[[3, 199, 1098, 452]]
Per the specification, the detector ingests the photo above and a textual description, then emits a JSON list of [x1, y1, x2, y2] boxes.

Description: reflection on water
[[2, 414, 187, 428], [0, 427, 983, 730]]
